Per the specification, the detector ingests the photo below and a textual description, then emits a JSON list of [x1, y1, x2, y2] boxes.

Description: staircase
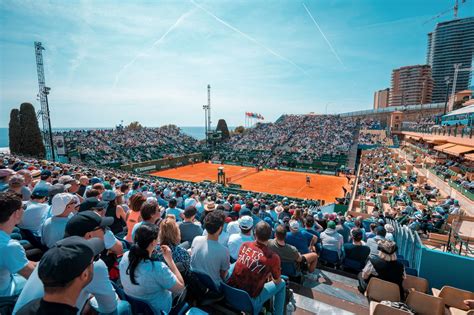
[[292, 268, 369, 314], [346, 128, 360, 172]]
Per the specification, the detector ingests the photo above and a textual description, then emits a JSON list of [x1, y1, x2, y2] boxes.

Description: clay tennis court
[[150, 162, 349, 202]]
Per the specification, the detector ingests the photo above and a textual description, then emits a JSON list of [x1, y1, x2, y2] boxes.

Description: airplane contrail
[[114, 9, 194, 87], [303, 3, 345, 68], [190, 0, 307, 75]]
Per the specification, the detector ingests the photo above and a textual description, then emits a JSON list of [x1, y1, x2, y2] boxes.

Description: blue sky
[[1, 0, 473, 128]]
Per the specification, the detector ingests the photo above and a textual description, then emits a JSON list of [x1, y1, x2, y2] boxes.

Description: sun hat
[[0, 169, 15, 178], [289, 220, 300, 231], [205, 201, 216, 211], [238, 216, 254, 230]]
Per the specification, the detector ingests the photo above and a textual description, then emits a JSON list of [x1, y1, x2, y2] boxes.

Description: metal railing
[[401, 126, 473, 138]]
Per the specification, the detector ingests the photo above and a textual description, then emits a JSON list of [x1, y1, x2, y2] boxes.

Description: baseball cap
[[51, 193, 76, 216], [90, 177, 102, 185], [65, 211, 113, 237], [58, 175, 78, 189], [233, 204, 241, 212], [40, 170, 52, 180], [49, 184, 66, 199], [79, 197, 108, 212], [31, 186, 50, 198], [38, 236, 104, 287], [240, 209, 252, 217], [0, 169, 16, 177], [238, 215, 254, 230], [289, 220, 300, 231], [327, 221, 336, 229], [101, 190, 116, 202]]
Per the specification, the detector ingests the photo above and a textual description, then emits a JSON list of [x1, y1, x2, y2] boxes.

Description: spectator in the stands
[[77, 176, 88, 198], [343, 228, 370, 269], [16, 237, 103, 315], [365, 223, 378, 239], [0, 192, 36, 297], [119, 223, 184, 314], [320, 220, 344, 257], [131, 200, 162, 242], [366, 226, 386, 258], [304, 215, 323, 236], [166, 198, 184, 222], [286, 220, 317, 255], [269, 224, 318, 273], [227, 221, 286, 314], [358, 240, 405, 299], [13, 211, 120, 314], [190, 210, 230, 287], [18, 186, 50, 239], [156, 218, 191, 273], [179, 206, 203, 245], [227, 215, 254, 261], [102, 190, 126, 235], [15, 170, 32, 201], [449, 200, 460, 215], [0, 169, 16, 192], [41, 193, 77, 248], [7, 175, 28, 201], [384, 224, 395, 242], [34, 170, 53, 191], [125, 193, 146, 242]]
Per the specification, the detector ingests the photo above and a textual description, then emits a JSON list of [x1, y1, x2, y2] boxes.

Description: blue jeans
[[251, 280, 286, 315]]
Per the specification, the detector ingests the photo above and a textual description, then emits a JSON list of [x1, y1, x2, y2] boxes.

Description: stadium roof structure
[[444, 104, 474, 117]]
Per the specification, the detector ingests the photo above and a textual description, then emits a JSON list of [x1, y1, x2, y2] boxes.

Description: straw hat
[[205, 201, 216, 211]]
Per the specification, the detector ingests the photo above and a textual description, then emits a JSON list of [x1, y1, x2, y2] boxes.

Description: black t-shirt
[[17, 298, 79, 315], [343, 243, 370, 263]]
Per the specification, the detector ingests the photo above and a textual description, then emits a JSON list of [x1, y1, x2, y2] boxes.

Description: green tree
[[8, 109, 21, 154], [233, 126, 245, 134], [126, 121, 143, 131], [19, 103, 45, 157], [216, 119, 230, 140]]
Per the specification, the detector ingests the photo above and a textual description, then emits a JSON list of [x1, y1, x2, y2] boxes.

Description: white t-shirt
[[13, 259, 118, 314], [0, 231, 28, 297], [227, 233, 254, 260], [119, 251, 176, 314]]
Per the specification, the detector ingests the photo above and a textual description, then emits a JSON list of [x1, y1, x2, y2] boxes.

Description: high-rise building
[[373, 88, 390, 110], [427, 17, 474, 103], [388, 65, 433, 107]]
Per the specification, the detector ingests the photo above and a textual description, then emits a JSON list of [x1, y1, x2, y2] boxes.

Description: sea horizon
[[0, 126, 237, 148]]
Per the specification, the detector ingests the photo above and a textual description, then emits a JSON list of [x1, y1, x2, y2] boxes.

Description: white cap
[[238, 216, 254, 230], [51, 193, 75, 216], [289, 220, 300, 231]]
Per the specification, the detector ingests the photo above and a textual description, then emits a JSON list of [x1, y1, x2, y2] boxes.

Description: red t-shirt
[[227, 241, 281, 298]]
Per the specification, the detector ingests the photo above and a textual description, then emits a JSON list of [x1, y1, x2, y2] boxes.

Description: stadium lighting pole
[[203, 104, 208, 145], [443, 76, 451, 115]]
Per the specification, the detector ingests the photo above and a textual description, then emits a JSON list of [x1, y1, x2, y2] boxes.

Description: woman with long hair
[[103, 190, 127, 235], [156, 218, 191, 273], [119, 223, 185, 314], [125, 193, 146, 242]]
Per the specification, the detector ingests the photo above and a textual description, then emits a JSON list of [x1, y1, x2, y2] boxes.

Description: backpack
[[380, 301, 415, 314]]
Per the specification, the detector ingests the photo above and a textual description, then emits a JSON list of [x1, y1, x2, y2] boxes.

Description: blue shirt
[[18, 201, 49, 236], [119, 251, 176, 314], [166, 207, 184, 221], [41, 216, 70, 248], [0, 230, 28, 297], [286, 230, 313, 254]]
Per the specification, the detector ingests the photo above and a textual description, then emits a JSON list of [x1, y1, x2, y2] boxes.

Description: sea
[[0, 126, 234, 149]]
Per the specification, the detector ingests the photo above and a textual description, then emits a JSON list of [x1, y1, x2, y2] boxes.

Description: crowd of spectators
[[212, 114, 358, 169], [0, 151, 424, 314], [57, 125, 199, 166], [355, 147, 468, 238]]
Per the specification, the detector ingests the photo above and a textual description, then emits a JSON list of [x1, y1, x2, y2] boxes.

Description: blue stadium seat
[[341, 257, 365, 273], [397, 254, 405, 260], [280, 261, 303, 283], [362, 220, 372, 232], [221, 282, 256, 315], [124, 293, 156, 315], [319, 248, 341, 266], [193, 270, 221, 293], [405, 267, 418, 277]]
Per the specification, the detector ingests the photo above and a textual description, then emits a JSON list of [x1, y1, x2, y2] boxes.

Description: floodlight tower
[[34, 42, 55, 161]]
